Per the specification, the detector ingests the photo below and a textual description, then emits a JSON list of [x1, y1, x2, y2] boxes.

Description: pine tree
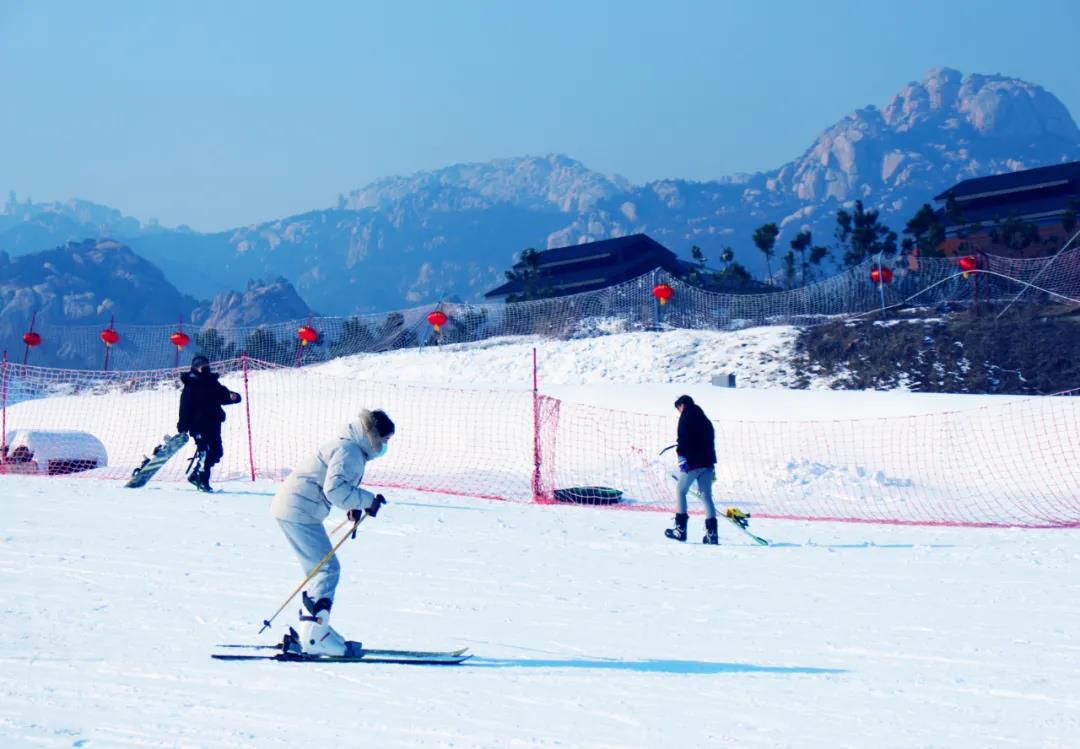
[[504, 248, 554, 302], [903, 203, 946, 258], [752, 223, 780, 285], [790, 230, 812, 286], [835, 201, 897, 268]]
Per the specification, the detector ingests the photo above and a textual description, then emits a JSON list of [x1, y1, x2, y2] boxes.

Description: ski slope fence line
[[2, 357, 1080, 528], [7, 246, 1080, 371]]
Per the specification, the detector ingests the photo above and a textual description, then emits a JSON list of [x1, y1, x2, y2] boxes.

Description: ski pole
[[258, 514, 365, 634]]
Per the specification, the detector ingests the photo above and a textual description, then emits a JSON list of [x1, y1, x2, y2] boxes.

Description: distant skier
[[177, 354, 241, 492], [269, 408, 395, 656], [666, 394, 719, 544]]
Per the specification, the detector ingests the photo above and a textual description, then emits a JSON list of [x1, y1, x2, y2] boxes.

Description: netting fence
[[3, 355, 1079, 528], [8, 247, 1080, 371]]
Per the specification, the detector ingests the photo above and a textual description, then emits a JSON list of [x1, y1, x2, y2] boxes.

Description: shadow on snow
[[467, 657, 845, 675]]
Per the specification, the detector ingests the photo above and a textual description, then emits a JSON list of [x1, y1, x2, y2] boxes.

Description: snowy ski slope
[[2, 330, 1079, 747]]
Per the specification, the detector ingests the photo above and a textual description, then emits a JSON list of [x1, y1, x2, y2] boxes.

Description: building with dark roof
[[484, 234, 690, 300], [933, 160, 1080, 256]]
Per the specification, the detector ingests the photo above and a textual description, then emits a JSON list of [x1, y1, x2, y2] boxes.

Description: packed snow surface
[[3, 330, 1077, 747], [3, 476, 1078, 747]]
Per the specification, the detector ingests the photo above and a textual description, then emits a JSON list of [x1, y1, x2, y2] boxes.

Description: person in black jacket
[[666, 394, 719, 544], [177, 355, 241, 492]]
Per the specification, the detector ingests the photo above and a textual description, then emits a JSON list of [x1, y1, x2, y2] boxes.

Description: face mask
[[375, 441, 389, 458]]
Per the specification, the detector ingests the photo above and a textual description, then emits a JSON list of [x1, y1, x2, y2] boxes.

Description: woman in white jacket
[[270, 408, 395, 655]]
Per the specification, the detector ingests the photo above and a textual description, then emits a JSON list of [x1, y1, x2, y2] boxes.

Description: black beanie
[[674, 394, 694, 409], [371, 409, 395, 438], [191, 355, 210, 370]]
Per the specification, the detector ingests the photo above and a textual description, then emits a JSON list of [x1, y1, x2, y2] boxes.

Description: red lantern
[[958, 255, 977, 278], [868, 266, 894, 284], [22, 331, 41, 348], [170, 331, 190, 351], [297, 325, 318, 346], [652, 283, 674, 305], [100, 328, 120, 347], [870, 267, 893, 285], [427, 310, 449, 332]]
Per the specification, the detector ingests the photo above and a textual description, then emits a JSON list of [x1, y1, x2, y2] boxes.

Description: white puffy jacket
[[270, 410, 387, 524]]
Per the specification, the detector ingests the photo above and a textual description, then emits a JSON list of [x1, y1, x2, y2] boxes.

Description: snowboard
[[125, 433, 190, 488]]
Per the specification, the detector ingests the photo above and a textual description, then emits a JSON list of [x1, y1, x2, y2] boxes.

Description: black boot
[[665, 513, 689, 542], [195, 467, 214, 493], [703, 517, 719, 545]]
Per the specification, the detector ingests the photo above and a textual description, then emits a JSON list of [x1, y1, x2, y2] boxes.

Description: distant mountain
[[0, 239, 195, 366], [2, 68, 1078, 315], [190, 276, 315, 329], [0, 238, 197, 327], [0, 240, 317, 367]]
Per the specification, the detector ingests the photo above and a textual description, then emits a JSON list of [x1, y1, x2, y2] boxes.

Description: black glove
[[367, 494, 387, 518], [347, 508, 363, 522]]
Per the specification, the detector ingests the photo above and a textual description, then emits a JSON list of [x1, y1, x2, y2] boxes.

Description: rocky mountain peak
[[770, 69, 1080, 210], [190, 276, 315, 330], [344, 153, 631, 214]]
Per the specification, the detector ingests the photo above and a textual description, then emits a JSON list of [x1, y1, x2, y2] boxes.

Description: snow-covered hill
[[316, 327, 806, 390]]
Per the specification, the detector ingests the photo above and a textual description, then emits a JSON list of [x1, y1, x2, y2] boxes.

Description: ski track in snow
[[2, 476, 1079, 747]]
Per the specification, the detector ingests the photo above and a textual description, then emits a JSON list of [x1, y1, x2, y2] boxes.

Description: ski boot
[[297, 592, 362, 656], [664, 513, 689, 542], [298, 594, 346, 656], [702, 517, 719, 545]]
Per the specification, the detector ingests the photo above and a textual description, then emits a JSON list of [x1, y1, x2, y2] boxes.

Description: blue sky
[[2, 0, 1078, 231]]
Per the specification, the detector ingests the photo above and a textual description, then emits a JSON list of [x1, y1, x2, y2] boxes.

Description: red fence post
[[1, 350, 7, 466], [532, 347, 541, 501], [243, 353, 256, 481]]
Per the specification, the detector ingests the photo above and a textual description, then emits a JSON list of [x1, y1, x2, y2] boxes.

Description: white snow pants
[[277, 519, 341, 605]]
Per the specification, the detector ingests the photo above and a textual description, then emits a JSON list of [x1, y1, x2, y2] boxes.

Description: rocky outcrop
[[190, 277, 315, 329]]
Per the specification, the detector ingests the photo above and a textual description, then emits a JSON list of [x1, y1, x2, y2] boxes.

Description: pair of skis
[[212, 642, 471, 665]]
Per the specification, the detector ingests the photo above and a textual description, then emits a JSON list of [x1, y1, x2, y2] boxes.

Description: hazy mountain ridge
[[2, 68, 1078, 316], [0, 240, 314, 367], [0, 239, 199, 359]]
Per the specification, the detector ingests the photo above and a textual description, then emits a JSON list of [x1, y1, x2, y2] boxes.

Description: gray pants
[[676, 467, 717, 519], [277, 519, 340, 605]]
